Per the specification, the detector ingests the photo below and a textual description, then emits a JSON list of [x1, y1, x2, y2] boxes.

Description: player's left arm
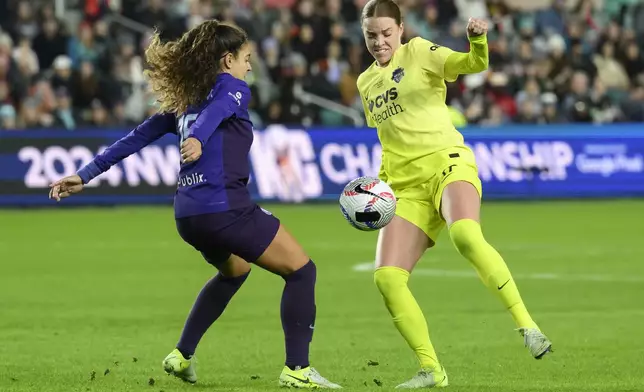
[[188, 80, 250, 147], [443, 18, 489, 82], [412, 18, 488, 83], [180, 80, 250, 163]]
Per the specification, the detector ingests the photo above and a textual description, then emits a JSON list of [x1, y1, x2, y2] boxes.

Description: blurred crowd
[[1, 0, 644, 130]]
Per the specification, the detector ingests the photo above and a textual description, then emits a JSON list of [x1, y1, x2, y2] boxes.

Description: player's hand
[[49, 175, 84, 202], [467, 17, 488, 37], [181, 137, 202, 163]]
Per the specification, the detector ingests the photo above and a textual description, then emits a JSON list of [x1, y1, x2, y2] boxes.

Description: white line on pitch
[[352, 262, 644, 283]]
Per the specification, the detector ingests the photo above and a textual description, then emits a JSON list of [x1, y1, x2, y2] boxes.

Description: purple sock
[[176, 271, 249, 358], [281, 260, 316, 369]]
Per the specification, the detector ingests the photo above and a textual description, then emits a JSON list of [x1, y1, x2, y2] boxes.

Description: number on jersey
[[177, 113, 198, 145]]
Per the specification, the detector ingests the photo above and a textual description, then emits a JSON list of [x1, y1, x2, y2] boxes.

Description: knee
[[449, 219, 483, 256], [283, 259, 316, 281], [227, 262, 252, 278], [450, 230, 476, 256], [219, 255, 252, 278], [374, 267, 409, 296]]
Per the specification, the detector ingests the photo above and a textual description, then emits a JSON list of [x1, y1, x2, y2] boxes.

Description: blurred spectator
[[84, 0, 111, 24], [137, 0, 171, 34], [13, 36, 39, 77], [32, 18, 69, 71], [564, 71, 593, 122], [85, 98, 111, 126], [8, 1, 40, 42], [534, 0, 566, 36], [436, 19, 469, 53], [621, 41, 644, 83], [70, 60, 108, 115], [0, 103, 17, 129], [622, 85, 644, 122], [1, 0, 644, 130], [50, 55, 74, 94], [593, 42, 629, 91], [67, 23, 107, 70], [53, 87, 76, 130], [0, 33, 29, 108], [516, 78, 543, 117], [541, 92, 564, 123], [480, 104, 509, 126]]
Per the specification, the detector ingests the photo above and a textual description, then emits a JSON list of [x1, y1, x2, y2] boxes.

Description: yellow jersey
[[357, 35, 488, 189]]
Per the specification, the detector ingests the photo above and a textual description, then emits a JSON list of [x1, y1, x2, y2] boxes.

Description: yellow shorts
[[391, 146, 483, 243]]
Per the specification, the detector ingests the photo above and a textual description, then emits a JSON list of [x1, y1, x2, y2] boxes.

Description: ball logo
[[367, 87, 399, 113], [353, 183, 385, 201]]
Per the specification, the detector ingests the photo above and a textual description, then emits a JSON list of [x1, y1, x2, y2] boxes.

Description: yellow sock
[[449, 219, 538, 330], [374, 267, 440, 370]]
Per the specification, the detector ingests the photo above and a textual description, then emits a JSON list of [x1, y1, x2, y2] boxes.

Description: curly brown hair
[[144, 20, 248, 114]]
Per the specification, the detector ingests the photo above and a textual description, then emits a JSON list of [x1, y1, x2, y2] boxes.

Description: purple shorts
[[175, 204, 280, 265]]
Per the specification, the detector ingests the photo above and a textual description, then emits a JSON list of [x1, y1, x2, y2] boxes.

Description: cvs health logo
[[367, 87, 398, 112]]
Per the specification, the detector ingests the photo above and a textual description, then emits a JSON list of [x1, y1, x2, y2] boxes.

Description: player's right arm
[[357, 74, 377, 129], [76, 113, 176, 184], [356, 73, 387, 182], [48, 113, 175, 201]]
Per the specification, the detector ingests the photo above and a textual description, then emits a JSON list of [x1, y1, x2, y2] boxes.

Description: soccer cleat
[[279, 366, 342, 389], [395, 366, 448, 389], [162, 348, 197, 383], [519, 328, 552, 359]]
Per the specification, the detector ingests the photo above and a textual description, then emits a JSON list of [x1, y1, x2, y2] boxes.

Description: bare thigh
[[375, 215, 430, 273], [215, 254, 252, 277], [440, 181, 481, 227], [254, 224, 310, 276]]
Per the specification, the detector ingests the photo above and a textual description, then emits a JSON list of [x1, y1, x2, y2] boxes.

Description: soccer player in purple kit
[[48, 20, 341, 389]]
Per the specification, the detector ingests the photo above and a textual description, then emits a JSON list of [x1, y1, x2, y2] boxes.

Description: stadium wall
[[0, 124, 643, 206]]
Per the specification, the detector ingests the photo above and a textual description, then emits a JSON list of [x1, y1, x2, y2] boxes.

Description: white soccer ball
[[339, 176, 396, 231]]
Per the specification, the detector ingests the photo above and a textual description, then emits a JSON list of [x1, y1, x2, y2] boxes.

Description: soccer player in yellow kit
[[356, 0, 552, 388]]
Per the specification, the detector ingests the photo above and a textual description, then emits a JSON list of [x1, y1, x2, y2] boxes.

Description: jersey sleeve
[[189, 79, 250, 146], [409, 37, 456, 80], [356, 75, 377, 128], [77, 113, 175, 184], [410, 35, 488, 82], [443, 34, 489, 82], [359, 92, 376, 128]]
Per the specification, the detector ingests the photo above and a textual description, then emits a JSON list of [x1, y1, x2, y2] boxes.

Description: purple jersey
[[77, 73, 254, 218]]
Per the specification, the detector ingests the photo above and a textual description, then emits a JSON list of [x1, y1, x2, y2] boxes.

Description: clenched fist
[[181, 137, 202, 163], [467, 17, 488, 37]]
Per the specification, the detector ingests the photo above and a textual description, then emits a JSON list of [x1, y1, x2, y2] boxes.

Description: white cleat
[[162, 348, 197, 383], [279, 366, 342, 389], [519, 328, 552, 359], [395, 367, 448, 389]]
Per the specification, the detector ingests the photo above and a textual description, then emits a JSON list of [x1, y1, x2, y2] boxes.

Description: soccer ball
[[339, 176, 396, 231]]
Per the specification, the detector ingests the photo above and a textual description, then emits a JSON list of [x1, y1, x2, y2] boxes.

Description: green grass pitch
[[1, 200, 644, 392]]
